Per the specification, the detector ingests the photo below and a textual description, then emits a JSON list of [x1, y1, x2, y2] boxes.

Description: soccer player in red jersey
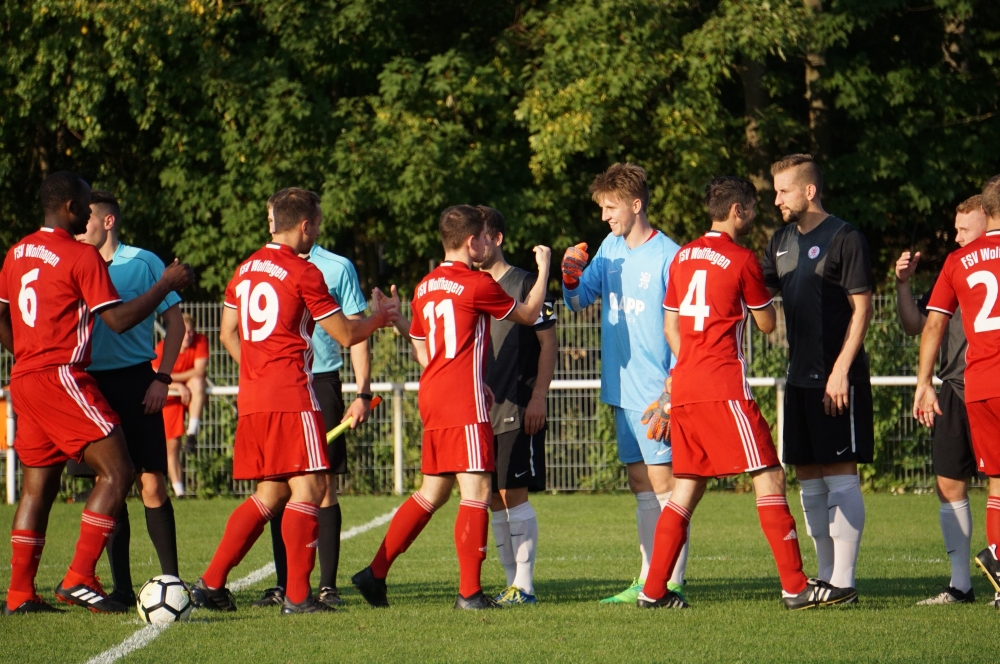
[[916, 175, 1000, 608], [190, 188, 393, 614], [352, 205, 551, 610], [639, 177, 855, 609], [0, 171, 194, 615]]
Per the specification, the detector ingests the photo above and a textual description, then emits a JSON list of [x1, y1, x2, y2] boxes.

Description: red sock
[[756, 495, 808, 594], [202, 496, 273, 589], [282, 502, 319, 604], [370, 493, 436, 579], [7, 531, 45, 609], [63, 510, 116, 587], [643, 502, 691, 600], [987, 497, 1000, 550], [455, 499, 489, 598]]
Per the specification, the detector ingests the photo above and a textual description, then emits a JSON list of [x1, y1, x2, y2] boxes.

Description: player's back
[[0, 227, 121, 376], [664, 231, 772, 406]]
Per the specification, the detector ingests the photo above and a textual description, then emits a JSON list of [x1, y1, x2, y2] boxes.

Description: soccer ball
[[136, 575, 193, 625]]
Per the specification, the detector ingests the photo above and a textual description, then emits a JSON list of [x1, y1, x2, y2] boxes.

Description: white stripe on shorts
[[58, 365, 114, 436], [728, 400, 763, 471]]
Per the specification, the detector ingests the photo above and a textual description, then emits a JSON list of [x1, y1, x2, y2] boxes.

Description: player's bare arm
[[0, 302, 12, 353], [749, 303, 777, 335], [219, 305, 241, 364], [316, 306, 393, 349], [506, 246, 552, 325], [343, 312, 372, 428], [663, 309, 681, 357], [99, 259, 195, 333], [895, 251, 926, 336], [824, 290, 874, 416], [142, 304, 184, 415], [524, 325, 557, 435], [914, 311, 948, 427]]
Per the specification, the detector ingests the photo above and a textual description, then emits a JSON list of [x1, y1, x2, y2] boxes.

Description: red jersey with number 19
[[409, 261, 516, 430], [223, 243, 341, 415], [663, 231, 773, 407]]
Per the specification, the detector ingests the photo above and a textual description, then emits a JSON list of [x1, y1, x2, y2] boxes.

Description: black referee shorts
[[492, 427, 546, 492], [313, 371, 347, 475], [933, 381, 977, 480], [782, 381, 874, 466]]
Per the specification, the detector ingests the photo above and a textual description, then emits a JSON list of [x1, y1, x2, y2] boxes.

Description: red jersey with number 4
[[223, 243, 341, 415], [663, 231, 773, 407], [0, 227, 122, 376], [927, 230, 1000, 403], [409, 261, 517, 430]]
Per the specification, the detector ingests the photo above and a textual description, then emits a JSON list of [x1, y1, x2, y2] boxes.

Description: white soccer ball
[[136, 575, 193, 625]]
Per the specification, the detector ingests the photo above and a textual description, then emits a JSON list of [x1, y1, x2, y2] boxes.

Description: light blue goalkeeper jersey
[[563, 230, 679, 411]]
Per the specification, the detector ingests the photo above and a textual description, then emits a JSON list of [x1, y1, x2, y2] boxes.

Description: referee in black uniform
[[762, 154, 874, 601]]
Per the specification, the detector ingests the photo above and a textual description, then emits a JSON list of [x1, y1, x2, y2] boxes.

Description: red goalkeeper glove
[[561, 242, 588, 289], [641, 377, 671, 442]]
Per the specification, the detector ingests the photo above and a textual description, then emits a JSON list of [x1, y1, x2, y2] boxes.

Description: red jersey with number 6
[[926, 230, 1000, 403], [0, 227, 122, 376], [223, 243, 341, 415], [409, 261, 516, 430], [663, 231, 773, 407]]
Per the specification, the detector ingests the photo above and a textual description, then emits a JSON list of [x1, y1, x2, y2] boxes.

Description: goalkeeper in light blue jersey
[[562, 163, 689, 603]]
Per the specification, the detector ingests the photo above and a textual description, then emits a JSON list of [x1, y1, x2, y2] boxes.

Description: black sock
[[270, 510, 287, 590], [318, 504, 343, 590], [145, 501, 179, 577], [106, 502, 132, 595]]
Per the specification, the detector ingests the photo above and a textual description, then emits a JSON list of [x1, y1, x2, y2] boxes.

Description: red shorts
[[233, 411, 329, 481], [671, 400, 779, 478], [965, 397, 1000, 475], [421, 423, 495, 475], [162, 399, 186, 440], [9, 367, 120, 468]]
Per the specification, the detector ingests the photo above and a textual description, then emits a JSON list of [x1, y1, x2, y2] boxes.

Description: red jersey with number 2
[[663, 231, 773, 407], [926, 230, 1000, 403], [223, 243, 341, 415], [409, 261, 516, 430]]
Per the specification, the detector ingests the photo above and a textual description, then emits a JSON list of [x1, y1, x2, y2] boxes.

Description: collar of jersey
[[988, 230, 1000, 237], [265, 242, 295, 254], [39, 226, 70, 239], [439, 261, 469, 269]]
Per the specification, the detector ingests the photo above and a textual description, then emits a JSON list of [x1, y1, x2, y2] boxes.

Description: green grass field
[[1, 492, 999, 663]]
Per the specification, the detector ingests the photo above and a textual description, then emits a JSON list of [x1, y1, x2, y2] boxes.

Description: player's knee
[[102, 463, 136, 496]]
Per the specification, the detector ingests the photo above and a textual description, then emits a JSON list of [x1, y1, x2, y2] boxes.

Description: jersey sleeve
[[761, 233, 780, 291], [140, 252, 182, 315], [926, 261, 958, 316], [663, 256, 680, 311], [741, 253, 774, 309], [331, 260, 368, 317], [194, 334, 210, 360], [839, 229, 873, 294], [300, 263, 342, 320], [475, 274, 517, 320], [408, 295, 426, 340], [74, 247, 122, 313]]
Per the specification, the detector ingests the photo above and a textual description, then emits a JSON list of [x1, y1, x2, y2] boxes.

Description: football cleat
[[250, 586, 285, 608], [190, 578, 237, 612], [280, 595, 336, 615], [916, 586, 975, 606], [667, 581, 686, 603], [782, 579, 857, 610], [183, 434, 198, 455], [107, 589, 137, 607], [636, 590, 689, 609], [454, 591, 501, 610], [975, 545, 1000, 594], [494, 586, 538, 606], [599, 578, 644, 604], [317, 587, 344, 608], [2, 596, 64, 616], [55, 578, 129, 614], [351, 567, 389, 608]]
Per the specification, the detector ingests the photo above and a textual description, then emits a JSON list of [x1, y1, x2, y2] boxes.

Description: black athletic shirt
[[762, 215, 873, 388], [918, 278, 967, 401], [485, 267, 556, 435]]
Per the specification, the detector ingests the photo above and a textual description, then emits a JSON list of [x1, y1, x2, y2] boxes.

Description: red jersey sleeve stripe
[[409, 333, 427, 340], [0, 296, 8, 304], [497, 300, 517, 321], [925, 305, 954, 316], [746, 298, 773, 310], [91, 298, 123, 313], [223, 301, 237, 309], [313, 305, 341, 321]]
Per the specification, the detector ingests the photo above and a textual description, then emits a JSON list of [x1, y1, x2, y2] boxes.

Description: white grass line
[[84, 507, 398, 664]]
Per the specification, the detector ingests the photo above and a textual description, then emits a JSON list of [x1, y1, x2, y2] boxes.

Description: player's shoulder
[[308, 244, 354, 272], [826, 216, 868, 245], [115, 244, 166, 272], [767, 222, 797, 246], [650, 229, 681, 253]]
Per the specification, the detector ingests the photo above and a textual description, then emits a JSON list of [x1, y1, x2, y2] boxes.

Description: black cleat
[[107, 589, 137, 607], [250, 586, 284, 608], [318, 587, 344, 607], [976, 545, 1000, 594], [190, 578, 237, 612], [454, 591, 501, 610], [783, 579, 857, 610], [636, 590, 689, 609], [351, 567, 389, 608], [55, 580, 129, 614], [2, 596, 64, 616], [916, 585, 975, 605], [281, 595, 336, 615], [183, 434, 198, 455]]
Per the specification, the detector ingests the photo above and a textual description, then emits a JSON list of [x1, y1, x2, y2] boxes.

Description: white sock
[[636, 492, 660, 581], [940, 499, 973, 593], [171, 481, 185, 497], [655, 491, 689, 586], [825, 474, 865, 589], [491, 509, 516, 587], [507, 502, 538, 595], [186, 418, 201, 436], [799, 478, 834, 582]]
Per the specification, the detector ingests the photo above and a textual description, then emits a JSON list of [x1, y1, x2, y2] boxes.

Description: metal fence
[[0, 294, 940, 499]]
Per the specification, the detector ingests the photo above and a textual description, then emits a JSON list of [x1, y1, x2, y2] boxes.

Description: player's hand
[[524, 394, 546, 435], [561, 242, 588, 289], [641, 377, 671, 442], [533, 245, 552, 273], [823, 369, 849, 416], [913, 383, 943, 427], [143, 379, 168, 414], [372, 286, 401, 325], [895, 251, 920, 283], [484, 384, 495, 411], [343, 397, 370, 428], [161, 259, 196, 291], [176, 383, 192, 406]]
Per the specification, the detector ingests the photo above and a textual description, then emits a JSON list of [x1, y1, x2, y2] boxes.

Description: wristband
[[358, 393, 373, 401], [153, 373, 172, 385]]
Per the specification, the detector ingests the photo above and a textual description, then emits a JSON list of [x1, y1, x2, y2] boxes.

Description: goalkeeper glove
[[641, 377, 671, 442], [561, 242, 588, 289]]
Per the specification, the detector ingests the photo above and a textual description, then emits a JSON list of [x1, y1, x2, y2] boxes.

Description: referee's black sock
[[145, 500, 179, 577], [318, 504, 343, 590], [270, 510, 288, 590], [106, 502, 133, 594]]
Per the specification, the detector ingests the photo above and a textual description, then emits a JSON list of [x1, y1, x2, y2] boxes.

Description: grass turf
[[1, 492, 999, 663]]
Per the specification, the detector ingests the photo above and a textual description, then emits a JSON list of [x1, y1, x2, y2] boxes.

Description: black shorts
[[314, 371, 347, 475], [782, 381, 874, 465], [68, 362, 167, 476], [933, 381, 977, 480], [492, 427, 546, 492]]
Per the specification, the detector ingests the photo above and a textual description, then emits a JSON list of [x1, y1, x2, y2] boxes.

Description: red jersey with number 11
[[663, 231, 773, 407], [926, 230, 1000, 403], [409, 261, 516, 430]]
